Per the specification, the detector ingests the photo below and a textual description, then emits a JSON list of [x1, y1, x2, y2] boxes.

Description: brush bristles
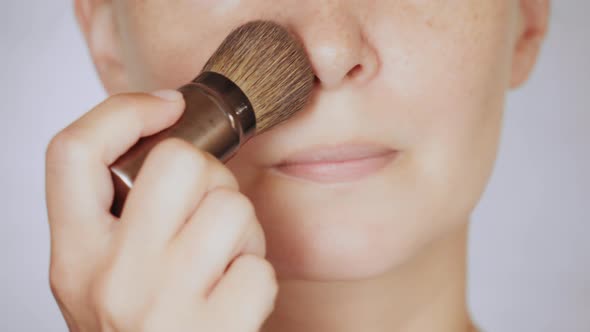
[[202, 21, 315, 133]]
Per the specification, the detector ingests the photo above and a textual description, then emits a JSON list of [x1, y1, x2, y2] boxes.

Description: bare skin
[[45, 0, 549, 331]]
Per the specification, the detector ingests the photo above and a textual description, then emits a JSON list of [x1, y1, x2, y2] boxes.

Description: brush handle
[[109, 72, 255, 217]]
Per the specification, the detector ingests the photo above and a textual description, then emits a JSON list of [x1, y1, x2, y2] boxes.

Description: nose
[[290, 3, 379, 90]]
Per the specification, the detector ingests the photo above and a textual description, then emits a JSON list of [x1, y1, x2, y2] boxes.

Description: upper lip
[[275, 144, 397, 166]]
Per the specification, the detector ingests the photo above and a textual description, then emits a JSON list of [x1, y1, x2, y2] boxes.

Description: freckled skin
[[106, 0, 538, 281]]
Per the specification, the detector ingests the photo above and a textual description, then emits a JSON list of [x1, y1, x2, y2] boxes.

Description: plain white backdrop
[[1, 1, 588, 331]]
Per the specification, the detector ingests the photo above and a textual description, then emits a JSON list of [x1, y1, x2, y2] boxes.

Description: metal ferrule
[[110, 72, 255, 216]]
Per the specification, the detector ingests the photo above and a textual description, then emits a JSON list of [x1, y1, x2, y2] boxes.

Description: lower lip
[[273, 152, 398, 184]]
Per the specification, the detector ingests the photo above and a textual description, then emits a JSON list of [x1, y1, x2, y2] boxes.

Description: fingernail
[[150, 89, 183, 102]]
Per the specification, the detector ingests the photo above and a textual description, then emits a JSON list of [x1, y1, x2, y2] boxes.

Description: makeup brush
[[110, 20, 315, 216]]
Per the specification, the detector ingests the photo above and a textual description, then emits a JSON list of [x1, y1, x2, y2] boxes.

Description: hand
[[45, 90, 277, 332]]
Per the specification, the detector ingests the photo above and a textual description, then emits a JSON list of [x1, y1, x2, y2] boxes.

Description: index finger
[[45, 91, 185, 234]]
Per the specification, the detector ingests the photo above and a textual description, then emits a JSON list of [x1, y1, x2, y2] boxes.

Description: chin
[[238, 167, 439, 281], [264, 222, 422, 281]]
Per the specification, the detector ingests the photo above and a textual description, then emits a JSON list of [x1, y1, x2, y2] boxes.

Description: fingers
[[46, 91, 185, 233], [45, 91, 276, 332], [208, 255, 278, 332], [119, 139, 239, 251], [64, 91, 185, 166], [168, 188, 266, 296]]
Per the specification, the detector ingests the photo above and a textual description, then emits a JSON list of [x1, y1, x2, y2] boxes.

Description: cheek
[[373, 2, 514, 213], [116, 1, 264, 90]]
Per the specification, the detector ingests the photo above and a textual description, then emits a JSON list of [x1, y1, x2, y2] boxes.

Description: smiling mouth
[[271, 144, 398, 184]]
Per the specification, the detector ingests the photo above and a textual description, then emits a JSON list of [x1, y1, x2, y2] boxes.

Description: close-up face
[[85, 0, 542, 281]]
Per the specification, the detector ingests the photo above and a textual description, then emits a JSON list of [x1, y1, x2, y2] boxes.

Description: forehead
[[115, 0, 514, 42], [117, 0, 513, 15]]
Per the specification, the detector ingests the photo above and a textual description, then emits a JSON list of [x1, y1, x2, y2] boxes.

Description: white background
[[1, 1, 588, 331]]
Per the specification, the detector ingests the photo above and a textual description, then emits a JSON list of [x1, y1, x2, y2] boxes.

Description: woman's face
[[94, 0, 540, 280]]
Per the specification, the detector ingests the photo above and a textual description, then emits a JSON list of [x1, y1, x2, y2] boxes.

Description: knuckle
[[48, 260, 77, 300], [46, 129, 89, 168], [252, 263, 279, 305], [255, 260, 278, 291], [150, 138, 209, 173], [236, 255, 278, 290], [213, 189, 256, 220]]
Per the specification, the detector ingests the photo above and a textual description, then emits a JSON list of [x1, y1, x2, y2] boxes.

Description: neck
[[261, 224, 474, 332]]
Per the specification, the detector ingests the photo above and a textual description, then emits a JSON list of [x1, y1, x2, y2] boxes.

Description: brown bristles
[[202, 21, 315, 133]]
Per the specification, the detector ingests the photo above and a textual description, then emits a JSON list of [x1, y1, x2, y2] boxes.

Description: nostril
[[347, 64, 363, 79]]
